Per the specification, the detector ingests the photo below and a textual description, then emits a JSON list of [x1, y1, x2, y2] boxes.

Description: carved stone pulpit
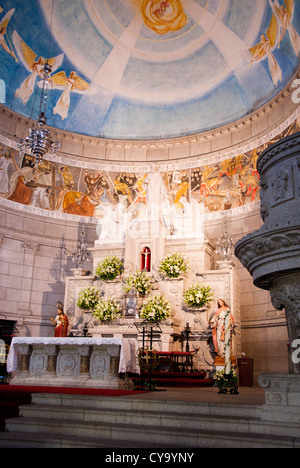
[[235, 132, 300, 374]]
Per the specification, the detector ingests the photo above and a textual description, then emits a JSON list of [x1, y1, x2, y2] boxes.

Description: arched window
[[141, 247, 151, 272]]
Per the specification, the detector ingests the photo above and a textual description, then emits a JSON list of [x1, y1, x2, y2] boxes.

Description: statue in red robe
[[51, 303, 69, 337]]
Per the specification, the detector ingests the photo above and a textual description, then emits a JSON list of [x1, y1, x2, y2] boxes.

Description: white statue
[[96, 196, 131, 241], [143, 164, 168, 219]]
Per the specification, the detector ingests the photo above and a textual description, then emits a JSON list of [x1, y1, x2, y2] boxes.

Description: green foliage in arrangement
[[95, 256, 124, 281], [158, 253, 189, 278], [93, 297, 123, 322], [123, 271, 153, 296], [183, 282, 214, 308], [140, 294, 171, 322], [77, 286, 101, 311]]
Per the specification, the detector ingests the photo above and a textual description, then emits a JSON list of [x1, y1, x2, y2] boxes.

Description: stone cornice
[[1, 69, 299, 170], [1, 106, 299, 173]]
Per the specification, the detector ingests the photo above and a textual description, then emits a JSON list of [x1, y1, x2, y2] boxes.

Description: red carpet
[[0, 385, 147, 397], [0, 385, 148, 432], [130, 372, 215, 388]]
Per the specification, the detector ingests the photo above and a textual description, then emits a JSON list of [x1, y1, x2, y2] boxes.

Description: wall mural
[[0, 1, 299, 140], [0, 120, 299, 226]]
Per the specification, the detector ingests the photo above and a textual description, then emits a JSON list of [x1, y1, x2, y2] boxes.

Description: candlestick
[[224, 310, 231, 375]]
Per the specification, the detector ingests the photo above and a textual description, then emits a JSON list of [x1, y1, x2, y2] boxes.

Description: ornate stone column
[[235, 132, 300, 374]]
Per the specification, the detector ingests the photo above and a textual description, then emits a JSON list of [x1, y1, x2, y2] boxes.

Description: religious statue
[[51, 303, 69, 337], [209, 299, 235, 358], [143, 164, 169, 219]]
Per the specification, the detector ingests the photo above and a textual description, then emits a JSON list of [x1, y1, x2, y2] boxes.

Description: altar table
[[7, 337, 139, 389]]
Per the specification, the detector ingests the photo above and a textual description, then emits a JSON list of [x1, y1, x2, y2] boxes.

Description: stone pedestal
[[235, 132, 300, 373], [259, 373, 300, 427]]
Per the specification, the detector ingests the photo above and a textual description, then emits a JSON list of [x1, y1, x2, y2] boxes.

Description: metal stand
[[135, 320, 162, 391]]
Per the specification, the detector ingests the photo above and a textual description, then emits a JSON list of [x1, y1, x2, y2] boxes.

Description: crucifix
[[141, 246, 151, 272]]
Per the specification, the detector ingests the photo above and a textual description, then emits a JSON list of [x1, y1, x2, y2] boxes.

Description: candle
[[224, 310, 231, 375]]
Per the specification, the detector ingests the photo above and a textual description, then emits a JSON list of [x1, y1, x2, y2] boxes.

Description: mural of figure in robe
[[0, 151, 14, 193], [249, 10, 282, 87], [13, 31, 64, 105], [0, 9, 17, 61], [269, 0, 300, 56], [51, 71, 90, 120]]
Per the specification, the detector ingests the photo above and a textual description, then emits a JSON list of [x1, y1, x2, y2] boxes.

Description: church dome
[[1, 0, 300, 140]]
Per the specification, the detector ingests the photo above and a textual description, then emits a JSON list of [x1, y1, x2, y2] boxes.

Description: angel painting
[[269, 0, 300, 56], [50, 71, 90, 120], [0, 9, 17, 61], [249, 11, 282, 87], [13, 31, 64, 105]]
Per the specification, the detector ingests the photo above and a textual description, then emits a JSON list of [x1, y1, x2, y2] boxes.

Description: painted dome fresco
[[0, 0, 300, 140]]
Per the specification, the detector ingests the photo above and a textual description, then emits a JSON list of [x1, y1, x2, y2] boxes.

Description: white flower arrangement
[[93, 297, 123, 322], [183, 282, 214, 309], [158, 253, 189, 279], [123, 271, 153, 296], [77, 286, 101, 311], [140, 294, 171, 322], [95, 256, 124, 281]]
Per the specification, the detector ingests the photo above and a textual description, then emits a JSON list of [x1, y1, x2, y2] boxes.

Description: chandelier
[[18, 61, 60, 166], [215, 216, 234, 261], [64, 226, 91, 269], [17, 0, 60, 167]]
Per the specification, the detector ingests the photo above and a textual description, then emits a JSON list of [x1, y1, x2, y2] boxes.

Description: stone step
[[0, 430, 172, 449], [30, 392, 263, 419], [1, 393, 300, 448], [13, 399, 300, 440], [1, 416, 299, 448], [18, 402, 262, 435]]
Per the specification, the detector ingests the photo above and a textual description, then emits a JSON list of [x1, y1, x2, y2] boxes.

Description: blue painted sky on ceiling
[[0, 0, 299, 140]]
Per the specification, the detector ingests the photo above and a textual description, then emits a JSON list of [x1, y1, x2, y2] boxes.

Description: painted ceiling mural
[[0, 120, 299, 229], [0, 0, 299, 140]]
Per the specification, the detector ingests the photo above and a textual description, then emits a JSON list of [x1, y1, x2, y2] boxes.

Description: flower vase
[[165, 275, 183, 281], [188, 307, 206, 313], [71, 267, 89, 277], [104, 276, 120, 283]]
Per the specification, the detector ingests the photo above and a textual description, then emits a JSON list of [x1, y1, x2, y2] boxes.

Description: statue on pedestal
[[143, 164, 169, 219], [209, 299, 235, 358], [51, 303, 69, 337]]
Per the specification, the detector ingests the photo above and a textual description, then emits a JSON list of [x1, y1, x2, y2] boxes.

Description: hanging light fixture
[[17, 1, 60, 166], [215, 215, 234, 261], [64, 226, 91, 270]]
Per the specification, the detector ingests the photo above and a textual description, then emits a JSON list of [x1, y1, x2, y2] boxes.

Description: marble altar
[[64, 229, 241, 376], [7, 337, 139, 389]]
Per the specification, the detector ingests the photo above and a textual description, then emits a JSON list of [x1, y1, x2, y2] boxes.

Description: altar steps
[[0, 389, 32, 431], [0, 392, 300, 448]]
